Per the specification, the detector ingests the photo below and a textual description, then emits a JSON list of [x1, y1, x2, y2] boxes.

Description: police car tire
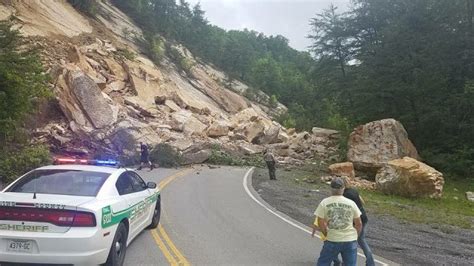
[[147, 200, 161, 229], [105, 222, 128, 266]]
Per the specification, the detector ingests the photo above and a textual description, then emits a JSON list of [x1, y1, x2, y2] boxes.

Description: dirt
[[252, 167, 474, 265]]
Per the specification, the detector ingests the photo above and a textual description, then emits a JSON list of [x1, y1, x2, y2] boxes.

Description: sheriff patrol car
[[0, 158, 161, 265]]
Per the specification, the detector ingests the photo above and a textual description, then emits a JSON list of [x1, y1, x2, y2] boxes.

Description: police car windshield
[[7, 170, 110, 197]]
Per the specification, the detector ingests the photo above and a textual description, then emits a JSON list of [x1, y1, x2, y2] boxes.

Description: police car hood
[[0, 192, 95, 210]]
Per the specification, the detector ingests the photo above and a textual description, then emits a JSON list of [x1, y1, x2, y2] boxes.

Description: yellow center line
[[158, 224, 190, 266], [151, 228, 178, 265], [152, 168, 194, 266]]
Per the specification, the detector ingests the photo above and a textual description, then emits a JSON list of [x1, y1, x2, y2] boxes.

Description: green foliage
[[0, 145, 51, 184], [115, 48, 136, 61], [168, 46, 195, 75], [207, 147, 264, 167], [269, 95, 278, 108], [360, 177, 474, 229], [0, 21, 52, 184], [67, 0, 98, 17], [277, 112, 296, 129], [145, 34, 166, 64], [149, 143, 182, 167], [0, 21, 50, 142]]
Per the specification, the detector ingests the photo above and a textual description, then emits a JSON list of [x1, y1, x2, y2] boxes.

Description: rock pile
[[4, 0, 339, 165], [341, 118, 445, 198]]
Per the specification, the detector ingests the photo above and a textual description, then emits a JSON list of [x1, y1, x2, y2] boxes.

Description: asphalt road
[[128, 166, 395, 266]]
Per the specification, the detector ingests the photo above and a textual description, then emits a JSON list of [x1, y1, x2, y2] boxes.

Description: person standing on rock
[[137, 142, 153, 171], [314, 177, 362, 266], [342, 177, 375, 266], [263, 149, 277, 180]]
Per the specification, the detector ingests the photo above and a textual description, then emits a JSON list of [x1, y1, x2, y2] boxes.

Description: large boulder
[[234, 119, 266, 144], [67, 71, 116, 129], [257, 123, 281, 144], [312, 127, 340, 140], [169, 110, 208, 136], [206, 120, 230, 138], [182, 150, 212, 165], [329, 162, 355, 179], [375, 157, 444, 198], [347, 119, 420, 176]]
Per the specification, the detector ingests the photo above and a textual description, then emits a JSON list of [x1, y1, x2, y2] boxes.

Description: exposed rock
[[257, 123, 281, 144], [206, 120, 230, 138], [312, 127, 340, 140], [231, 108, 260, 125], [67, 70, 116, 129], [183, 116, 207, 136], [348, 119, 420, 176], [6, 0, 342, 166], [164, 100, 181, 113], [329, 162, 355, 179], [234, 119, 266, 143], [182, 149, 212, 165], [171, 139, 193, 151], [465, 192, 474, 202], [375, 157, 444, 198], [277, 130, 290, 143], [104, 58, 127, 81], [106, 81, 126, 93]]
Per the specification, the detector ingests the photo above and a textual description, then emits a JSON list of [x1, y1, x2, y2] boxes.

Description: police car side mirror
[[147, 182, 157, 189]]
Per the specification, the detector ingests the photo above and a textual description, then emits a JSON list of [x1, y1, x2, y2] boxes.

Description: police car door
[[126, 172, 152, 239]]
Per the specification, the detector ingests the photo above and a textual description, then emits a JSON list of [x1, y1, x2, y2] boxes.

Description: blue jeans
[[359, 223, 375, 266], [317, 240, 358, 266]]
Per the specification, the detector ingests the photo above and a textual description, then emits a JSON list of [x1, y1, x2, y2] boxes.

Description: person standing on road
[[343, 177, 375, 266], [312, 218, 342, 266], [137, 142, 153, 171], [314, 177, 362, 266], [263, 149, 277, 180]]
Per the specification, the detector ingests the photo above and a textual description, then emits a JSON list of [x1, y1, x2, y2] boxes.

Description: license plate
[[7, 240, 33, 253]]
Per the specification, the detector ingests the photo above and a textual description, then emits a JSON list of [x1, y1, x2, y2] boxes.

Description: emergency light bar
[[54, 158, 118, 166]]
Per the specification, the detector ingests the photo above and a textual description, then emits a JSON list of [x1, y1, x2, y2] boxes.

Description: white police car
[[0, 158, 160, 265]]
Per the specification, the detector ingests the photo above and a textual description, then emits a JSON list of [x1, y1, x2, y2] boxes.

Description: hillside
[[0, 0, 339, 165]]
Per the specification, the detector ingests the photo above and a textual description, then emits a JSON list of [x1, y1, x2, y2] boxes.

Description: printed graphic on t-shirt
[[326, 202, 353, 230]]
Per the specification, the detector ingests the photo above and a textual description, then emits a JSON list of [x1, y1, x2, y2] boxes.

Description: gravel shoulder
[[252, 167, 474, 265]]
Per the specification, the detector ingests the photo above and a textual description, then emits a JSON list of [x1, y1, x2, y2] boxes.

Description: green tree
[[0, 20, 51, 183]]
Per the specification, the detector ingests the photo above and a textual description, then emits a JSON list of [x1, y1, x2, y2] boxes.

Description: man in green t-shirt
[[314, 177, 362, 266]]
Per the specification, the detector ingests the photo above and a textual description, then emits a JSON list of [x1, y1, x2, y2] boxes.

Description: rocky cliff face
[[0, 0, 339, 163]]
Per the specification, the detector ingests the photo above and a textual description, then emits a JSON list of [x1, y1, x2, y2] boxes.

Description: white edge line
[[243, 167, 389, 266]]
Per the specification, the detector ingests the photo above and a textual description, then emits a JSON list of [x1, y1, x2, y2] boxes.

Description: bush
[[269, 94, 278, 108], [116, 48, 136, 61], [277, 112, 297, 129], [146, 35, 166, 64], [149, 143, 182, 167], [0, 145, 51, 184], [207, 147, 265, 167], [168, 46, 194, 75]]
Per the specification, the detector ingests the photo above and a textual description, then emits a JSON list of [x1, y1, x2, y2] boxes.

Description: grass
[[359, 178, 474, 229], [278, 164, 474, 229]]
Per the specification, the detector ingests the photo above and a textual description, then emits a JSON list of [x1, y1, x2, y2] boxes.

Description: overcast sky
[[186, 0, 351, 51]]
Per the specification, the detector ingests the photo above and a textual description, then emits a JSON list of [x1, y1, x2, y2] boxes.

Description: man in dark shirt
[[343, 177, 375, 266], [138, 142, 153, 171]]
